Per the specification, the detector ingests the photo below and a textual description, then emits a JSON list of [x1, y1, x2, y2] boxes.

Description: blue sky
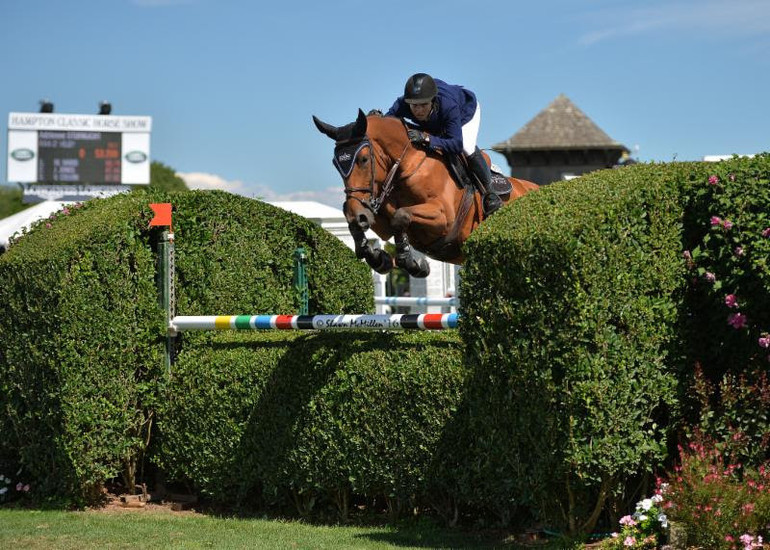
[[2, 0, 769, 207]]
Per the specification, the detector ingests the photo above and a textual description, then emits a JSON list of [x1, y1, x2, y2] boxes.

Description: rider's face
[[409, 101, 432, 122]]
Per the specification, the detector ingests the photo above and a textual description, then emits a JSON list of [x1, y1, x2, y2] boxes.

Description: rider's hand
[[407, 129, 430, 148]]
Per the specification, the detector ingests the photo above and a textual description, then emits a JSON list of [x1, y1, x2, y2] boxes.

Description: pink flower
[[683, 250, 692, 260], [619, 515, 637, 527], [705, 272, 716, 283], [742, 502, 755, 514], [729, 174, 736, 181], [711, 216, 722, 226], [22, 484, 29, 492], [735, 246, 744, 257], [15, 482, 23, 491], [45, 223, 52, 229], [709, 175, 719, 185], [759, 336, 770, 349], [725, 294, 739, 308], [624, 536, 636, 547], [763, 228, 770, 238], [726, 534, 735, 542], [728, 312, 748, 329], [723, 219, 734, 230]]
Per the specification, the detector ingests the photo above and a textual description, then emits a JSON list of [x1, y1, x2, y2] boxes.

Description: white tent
[[0, 201, 72, 252]]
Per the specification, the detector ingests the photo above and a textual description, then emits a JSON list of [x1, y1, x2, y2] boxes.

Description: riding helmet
[[404, 73, 437, 104]]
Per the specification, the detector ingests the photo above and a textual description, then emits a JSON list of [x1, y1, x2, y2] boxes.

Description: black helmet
[[404, 73, 437, 104]]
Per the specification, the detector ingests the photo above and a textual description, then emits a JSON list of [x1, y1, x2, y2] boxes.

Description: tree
[[0, 185, 28, 219], [145, 161, 189, 192]]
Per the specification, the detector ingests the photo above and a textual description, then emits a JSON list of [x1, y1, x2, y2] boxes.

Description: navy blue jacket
[[386, 78, 477, 155]]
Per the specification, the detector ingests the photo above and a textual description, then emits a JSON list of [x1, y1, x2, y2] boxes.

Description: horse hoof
[[397, 257, 430, 278], [412, 259, 430, 278], [369, 250, 393, 274]]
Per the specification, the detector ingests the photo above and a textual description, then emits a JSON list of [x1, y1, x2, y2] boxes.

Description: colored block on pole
[[149, 203, 172, 228]]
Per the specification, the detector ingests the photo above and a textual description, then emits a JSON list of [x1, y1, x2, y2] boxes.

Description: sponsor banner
[[8, 112, 152, 132]]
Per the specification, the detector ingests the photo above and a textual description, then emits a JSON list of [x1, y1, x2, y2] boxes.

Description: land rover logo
[[10, 148, 35, 161], [125, 151, 147, 163]]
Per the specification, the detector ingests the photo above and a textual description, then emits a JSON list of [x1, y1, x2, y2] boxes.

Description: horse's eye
[[357, 155, 370, 166]]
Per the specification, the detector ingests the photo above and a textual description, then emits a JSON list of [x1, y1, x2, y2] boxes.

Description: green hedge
[[0, 190, 371, 504], [153, 330, 465, 518], [455, 155, 770, 533]]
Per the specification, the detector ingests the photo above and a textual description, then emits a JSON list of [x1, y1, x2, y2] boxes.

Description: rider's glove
[[407, 129, 430, 148]]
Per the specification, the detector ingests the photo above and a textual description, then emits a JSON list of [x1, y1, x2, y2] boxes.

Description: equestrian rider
[[385, 73, 503, 217]]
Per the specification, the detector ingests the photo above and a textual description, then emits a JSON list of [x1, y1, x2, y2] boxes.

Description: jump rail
[[151, 203, 460, 370], [374, 297, 458, 307], [170, 313, 458, 333]]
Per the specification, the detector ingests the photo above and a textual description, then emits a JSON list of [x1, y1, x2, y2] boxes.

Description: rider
[[385, 73, 503, 217]]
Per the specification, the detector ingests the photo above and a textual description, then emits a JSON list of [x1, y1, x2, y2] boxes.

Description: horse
[[313, 109, 538, 278]]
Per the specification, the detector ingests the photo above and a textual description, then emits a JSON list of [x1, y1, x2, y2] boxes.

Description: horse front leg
[[348, 221, 393, 274], [391, 209, 431, 278]]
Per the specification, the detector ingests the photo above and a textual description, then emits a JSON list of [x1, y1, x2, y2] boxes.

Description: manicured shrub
[[0, 190, 371, 505], [458, 163, 689, 533], [153, 330, 466, 520], [455, 154, 770, 534]]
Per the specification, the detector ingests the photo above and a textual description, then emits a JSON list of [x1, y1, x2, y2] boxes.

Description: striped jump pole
[[170, 313, 458, 333], [374, 296, 459, 307]]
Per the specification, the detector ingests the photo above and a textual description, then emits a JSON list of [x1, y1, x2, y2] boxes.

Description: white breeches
[[461, 102, 482, 156]]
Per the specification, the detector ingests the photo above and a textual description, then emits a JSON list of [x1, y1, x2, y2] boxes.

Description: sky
[[1, 0, 769, 207]]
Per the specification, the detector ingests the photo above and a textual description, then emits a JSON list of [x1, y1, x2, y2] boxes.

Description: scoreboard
[[7, 112, 152, 184], [37, 131, 123, 183]]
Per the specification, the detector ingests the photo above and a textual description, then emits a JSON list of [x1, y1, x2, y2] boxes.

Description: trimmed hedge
[[153, 330, 464, 518], [0, 190, 372, 504], [456, 155, 770, 533]]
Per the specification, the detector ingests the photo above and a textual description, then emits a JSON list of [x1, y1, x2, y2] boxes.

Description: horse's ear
[[351, 109, 368, 138], [312, 115, 339, 140]]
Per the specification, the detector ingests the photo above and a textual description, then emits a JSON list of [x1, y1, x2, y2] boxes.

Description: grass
[[0, 508, 536, 549]]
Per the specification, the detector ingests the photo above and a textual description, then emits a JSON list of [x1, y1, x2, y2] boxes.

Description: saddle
[[445, 154, 512, 195]]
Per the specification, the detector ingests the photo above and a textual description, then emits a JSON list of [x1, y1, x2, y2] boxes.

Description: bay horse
[[313, 109, 538, 277]]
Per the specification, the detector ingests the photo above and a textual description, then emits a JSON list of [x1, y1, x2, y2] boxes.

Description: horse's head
[[313, 109, 381, 231]]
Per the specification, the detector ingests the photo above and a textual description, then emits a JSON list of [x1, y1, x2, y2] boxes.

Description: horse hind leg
[[394, 234, 430, 278]]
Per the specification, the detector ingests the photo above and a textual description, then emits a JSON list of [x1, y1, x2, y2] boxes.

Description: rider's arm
[[425, 100, 463, 155]]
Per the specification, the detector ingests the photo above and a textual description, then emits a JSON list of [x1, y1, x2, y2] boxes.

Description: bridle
[[335, 128, 425, 216]]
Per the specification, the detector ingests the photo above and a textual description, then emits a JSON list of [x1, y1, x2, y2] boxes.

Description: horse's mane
[[367, 115, 409, 143]]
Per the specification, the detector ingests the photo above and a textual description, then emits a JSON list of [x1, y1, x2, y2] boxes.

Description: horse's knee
[[392, 208, 410, 233]]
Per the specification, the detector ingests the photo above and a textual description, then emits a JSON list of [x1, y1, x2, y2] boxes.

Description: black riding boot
[[466, 147, 502, 217]]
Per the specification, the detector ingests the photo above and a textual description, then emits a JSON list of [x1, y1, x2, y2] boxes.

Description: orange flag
[[149, 203, 172, 228]]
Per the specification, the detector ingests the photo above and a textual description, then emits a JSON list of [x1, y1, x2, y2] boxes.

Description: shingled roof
[[493, 94, 628, 152]]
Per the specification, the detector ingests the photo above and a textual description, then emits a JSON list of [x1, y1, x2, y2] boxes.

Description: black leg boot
[[466, 147, 502, 217]]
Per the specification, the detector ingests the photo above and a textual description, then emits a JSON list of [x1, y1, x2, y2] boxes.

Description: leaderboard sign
[[7, 112, 152, 184]]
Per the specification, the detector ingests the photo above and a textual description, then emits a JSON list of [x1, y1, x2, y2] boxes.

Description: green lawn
[[0, 508, 524, 549]]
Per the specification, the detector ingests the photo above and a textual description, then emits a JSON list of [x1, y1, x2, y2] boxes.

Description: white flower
[[0, 487, 7, 495], [658, 513, 668, 528], [637, 514, 648, 522], [640, 498, 653, 511], [651, 493, 663, 504]]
